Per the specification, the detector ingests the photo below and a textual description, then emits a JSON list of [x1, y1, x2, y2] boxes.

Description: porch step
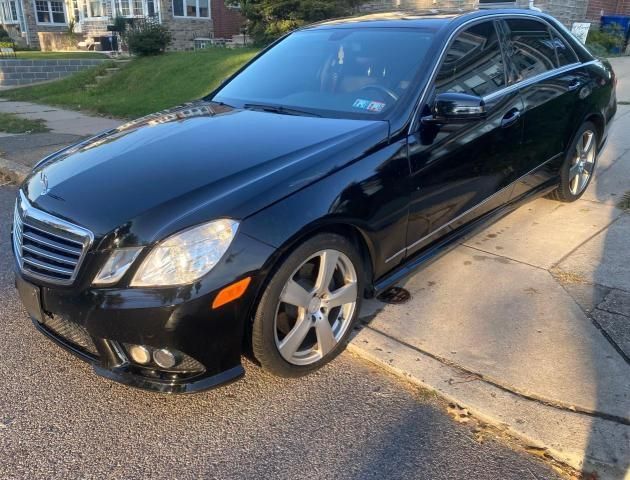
[[114, 59, 131, 65], [95, 75, 109, 82], [105, 67, 120, 73], [85, 84, 99, 90]]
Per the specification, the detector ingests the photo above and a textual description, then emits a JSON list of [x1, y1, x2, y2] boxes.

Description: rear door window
[[502, 19, 558, 83], [551, 32, 579, 66], [435, 20, 507, 97]]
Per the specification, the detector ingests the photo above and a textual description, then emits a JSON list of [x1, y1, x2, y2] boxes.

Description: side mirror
[[422, 92, 486, 125]]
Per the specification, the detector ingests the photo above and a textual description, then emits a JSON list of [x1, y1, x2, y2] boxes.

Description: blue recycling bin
[[601, 15, 630, 52], [601, 15, 630, 36]]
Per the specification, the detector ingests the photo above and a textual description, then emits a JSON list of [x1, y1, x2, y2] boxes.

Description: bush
[[13, 45, 38, 51], [586, 24, 626, 55], [124, 19, 172, 56], [0, 26, 10, 41]]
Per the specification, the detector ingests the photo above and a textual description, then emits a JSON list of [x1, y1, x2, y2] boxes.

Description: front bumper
[[32, 316, 245, 393], [14, 233, 276, 394]]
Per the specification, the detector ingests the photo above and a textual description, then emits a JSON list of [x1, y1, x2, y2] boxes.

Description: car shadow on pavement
[[355, 141, 630, 478]]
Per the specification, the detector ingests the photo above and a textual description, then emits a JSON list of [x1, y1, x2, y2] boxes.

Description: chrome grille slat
[[22, 230, 83, 256], [22, 244, 78, 266], [13, 191, 93, 285], [24, 221, 84, 247], [22, 257, 75, 276], [15, 221, 22, 249]]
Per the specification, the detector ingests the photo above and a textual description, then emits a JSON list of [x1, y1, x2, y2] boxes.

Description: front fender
[[240, 139, 411, 283]]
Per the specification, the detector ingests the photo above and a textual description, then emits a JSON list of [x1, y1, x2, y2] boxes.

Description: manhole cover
[[376, 286, 411, 305]]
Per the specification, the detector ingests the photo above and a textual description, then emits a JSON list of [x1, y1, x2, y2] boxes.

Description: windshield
[[212, 27, 437, 120]]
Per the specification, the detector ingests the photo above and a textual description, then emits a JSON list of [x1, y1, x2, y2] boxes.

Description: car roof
[[305, 9, 551, 30]]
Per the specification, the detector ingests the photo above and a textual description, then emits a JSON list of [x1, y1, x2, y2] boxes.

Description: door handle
[[501, 109, 521, 128], [568, 79, 582, 91]]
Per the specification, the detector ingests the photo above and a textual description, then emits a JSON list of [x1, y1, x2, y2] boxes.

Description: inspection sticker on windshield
[[353, 99, 386, 112]]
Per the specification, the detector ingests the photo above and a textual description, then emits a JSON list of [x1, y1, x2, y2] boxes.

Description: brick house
[[360, 0, 630, 28], [585, 0, 630, 22], [0, 0, 244, 50]]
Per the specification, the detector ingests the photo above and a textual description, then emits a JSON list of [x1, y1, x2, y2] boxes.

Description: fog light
[[128, 345, 151, 365], [153, 349, 177, 369]]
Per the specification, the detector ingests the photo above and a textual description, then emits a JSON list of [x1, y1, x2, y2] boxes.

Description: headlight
[[130, 219, 239, 287], [93, 247, 144, 286]]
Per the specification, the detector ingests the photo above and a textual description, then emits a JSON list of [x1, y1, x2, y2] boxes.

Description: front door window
[[435, 21, 507, 98]]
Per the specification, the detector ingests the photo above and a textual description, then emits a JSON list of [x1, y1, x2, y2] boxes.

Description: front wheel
[[252, 233, 364, 378], [548, 122, 598, 202]]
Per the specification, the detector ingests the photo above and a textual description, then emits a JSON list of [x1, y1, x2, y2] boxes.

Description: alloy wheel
[[274, 249, 358, 366], [569, 130, 596, 195]]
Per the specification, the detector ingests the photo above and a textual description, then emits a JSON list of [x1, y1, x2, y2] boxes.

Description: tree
[[228, 0, 363, 46]]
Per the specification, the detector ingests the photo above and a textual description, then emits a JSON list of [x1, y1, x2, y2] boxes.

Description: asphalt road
[[0, 183, 561, 480]]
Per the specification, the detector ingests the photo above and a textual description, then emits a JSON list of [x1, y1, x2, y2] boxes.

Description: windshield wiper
[[243, 103, 322, 118], [209, 100, 236, 109]]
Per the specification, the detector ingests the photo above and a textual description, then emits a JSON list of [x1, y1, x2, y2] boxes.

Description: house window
[[0, 0, 19, 23], [115, 0, 129, 16], [87, 0, 107, 16], [132, 0, 142, 15], [114, 0, 146, 17], [35, 0, 66, 24], [71, 0, 79, 21], [72, 0, 109, 20], [173, 0, 209, 18]]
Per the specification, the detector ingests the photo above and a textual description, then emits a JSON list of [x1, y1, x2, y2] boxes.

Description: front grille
[[13, 191, 93, 285], [41, 314, 99, 357]]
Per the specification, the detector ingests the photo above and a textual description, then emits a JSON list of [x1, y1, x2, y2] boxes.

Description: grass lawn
[[15, 51, 108, 60], [1, 48, 259, 118], [0, 112, 49, 133]]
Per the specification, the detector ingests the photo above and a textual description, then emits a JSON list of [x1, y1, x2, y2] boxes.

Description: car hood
[[23, 102, 389, 248]]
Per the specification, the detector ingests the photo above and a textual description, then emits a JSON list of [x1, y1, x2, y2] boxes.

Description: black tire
[[547, 121, 598, 203], [252, 233, 364, 378]]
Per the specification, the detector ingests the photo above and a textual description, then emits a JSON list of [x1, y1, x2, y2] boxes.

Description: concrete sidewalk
[[0, 100, 121, 183], [0, 100, 121, 136], [351, 59, 630, 479]]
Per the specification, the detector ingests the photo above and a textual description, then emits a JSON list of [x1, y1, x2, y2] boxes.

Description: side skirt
[[371, 180, 558, 296]]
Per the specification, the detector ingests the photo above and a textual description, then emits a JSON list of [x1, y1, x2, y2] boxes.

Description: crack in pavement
[[550, 213, 626, 270], [461, 212, 630, 375], [362, 324, 630, 426], [555, 280, 630, 366]]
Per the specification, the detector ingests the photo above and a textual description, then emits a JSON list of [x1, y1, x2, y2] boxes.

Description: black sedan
[[12, 9, 616, 393]]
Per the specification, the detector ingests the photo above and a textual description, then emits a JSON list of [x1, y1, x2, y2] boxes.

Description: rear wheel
[[548, 122, 598, 202], [252, 233, 363, 378]]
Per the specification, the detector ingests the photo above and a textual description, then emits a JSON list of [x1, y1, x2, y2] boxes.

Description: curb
[[349, 327, 630, 480], [0, 157, 29, 184]]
